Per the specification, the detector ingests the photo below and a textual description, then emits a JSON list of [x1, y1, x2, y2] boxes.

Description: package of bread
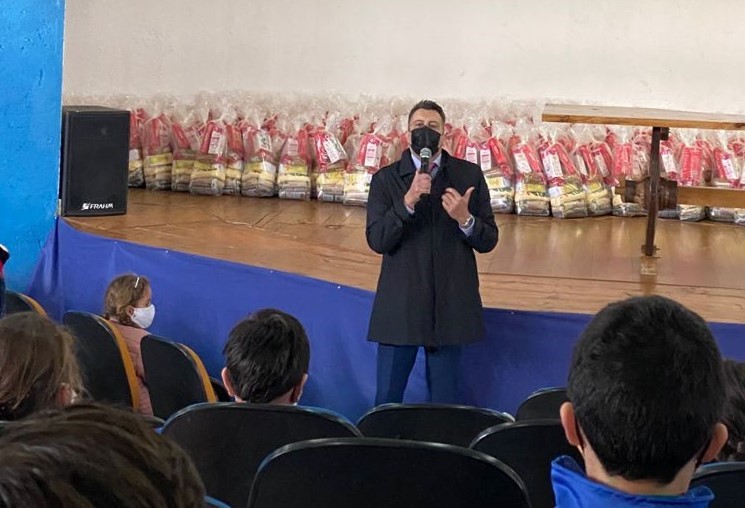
[[241, 111, 278, 198], [278, 119, 312, 200], [189, 118, 227, 196], [313, 114, 348, 203], [170, 107, 202, 192], [509, 122, 550, 217], [571, 125, 611, 216], [539, 125, 588, 219], [142, 112, 173, 191]]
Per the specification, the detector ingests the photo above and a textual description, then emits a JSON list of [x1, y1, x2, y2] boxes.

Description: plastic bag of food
[[223, 111, 244, 196], [126, 106, 147, 188], [572, 125, 612, 216], [241, 110, 278, 198], [343, 116, 388, 206], [170, 106, 202, 192], [189, 117, 227, 196], [711, 130, 740, 188], [141, 111, 173, 191], [481, 122, 515, 214], [313, 114, 348, 203], [610, 126, 646, 217], [509, 122, 549, 217], [278, 118, 312, 200], [540, 125, 587, 219]]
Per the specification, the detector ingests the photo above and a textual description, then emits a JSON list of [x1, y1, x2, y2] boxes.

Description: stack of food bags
[[169, 106, 202, 192], [313, 114, 348, 203], [189, 117, 227, 196], [707, 130, 742, 222], [222, 110, 245, 195], [480, 122, 515, 213], [142, 111, 173, 191], [127, 107, 147, 188], [343, 117, 391, 207], [241, 111, 277, 197], [539, 125, 588, 218], [277, 119, 312, 200], [610, 126, 646, 217], [509, 122, 550, 216], [571, 125, 611, 216], [674, 130, 707, 221]]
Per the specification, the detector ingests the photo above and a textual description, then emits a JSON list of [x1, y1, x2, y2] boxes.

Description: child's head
[[562, 296, 727, 492], [0, 313, 82, 421], [222, 308, 310, 405], [103, 274, 154, 329], [0, 402, 205, 507], [720, 359, 745, 462]]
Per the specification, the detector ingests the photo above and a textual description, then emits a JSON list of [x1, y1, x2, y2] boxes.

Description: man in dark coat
[[366, 100, 498, 404]]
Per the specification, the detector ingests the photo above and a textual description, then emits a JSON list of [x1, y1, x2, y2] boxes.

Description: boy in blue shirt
[[554, 296, 729, 507]]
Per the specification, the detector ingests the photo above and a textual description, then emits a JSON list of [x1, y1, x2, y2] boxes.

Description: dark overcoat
[[366, 150, 498, 346]]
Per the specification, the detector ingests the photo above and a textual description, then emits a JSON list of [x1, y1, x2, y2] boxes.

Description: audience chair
[[5, 291, 47, 316], [357, 403, 513, 447], [471, 420, 583, 508], [209, 377, 232, 402], [163, 402, 361, 508], [516, 387, 568, 421], [141, 335, 217, 420], [62, 311, 139, 410], [248, 437, 530, 508], [691, 462, 745, 508]]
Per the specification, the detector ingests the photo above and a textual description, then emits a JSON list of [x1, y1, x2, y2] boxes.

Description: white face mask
[[131, 304, 155, 329]]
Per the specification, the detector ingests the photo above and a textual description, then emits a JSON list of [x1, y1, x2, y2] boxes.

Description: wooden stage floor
[[66, 189, 745, 324]]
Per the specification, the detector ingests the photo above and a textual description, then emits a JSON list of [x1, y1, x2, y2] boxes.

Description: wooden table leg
[[641, 126, 669, 276]]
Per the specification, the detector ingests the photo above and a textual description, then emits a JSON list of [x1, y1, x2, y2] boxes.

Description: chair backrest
[[471, 420, 583, 508], [5, 291, 47, 316], [163, 402, 361, 508], [209, 376, 232, 402], [62, 311, 139, 409], [141, 335, 217, 419], [691, 462, 745, 508], [357, 403, 514, 447], [516, 387, 568, 421], [248, 437, 530, 508]]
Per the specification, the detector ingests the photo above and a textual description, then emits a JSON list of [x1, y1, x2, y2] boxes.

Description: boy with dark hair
[[554, 296, 728, 507], [221, 308, 310, 405]]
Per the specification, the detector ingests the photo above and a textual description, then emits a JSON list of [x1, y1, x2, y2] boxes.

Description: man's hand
[[404, 170, 432, 209], [442, 187, 475, 225]]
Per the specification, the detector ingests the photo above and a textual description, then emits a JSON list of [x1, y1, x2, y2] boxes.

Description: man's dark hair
[[408, 100, 446, 125], [223, 308, 310, 403], [568, 295, 725, 484], [0, 403, 205, 507]]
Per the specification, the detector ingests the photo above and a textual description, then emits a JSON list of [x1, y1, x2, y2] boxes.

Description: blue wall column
[[0, 0, 65, 290]]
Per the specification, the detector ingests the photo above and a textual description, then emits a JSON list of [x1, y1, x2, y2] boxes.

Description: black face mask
[[410, 126, 441, 156]]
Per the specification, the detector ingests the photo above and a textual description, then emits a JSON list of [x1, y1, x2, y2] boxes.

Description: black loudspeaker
[[60, 106, 129, 216]]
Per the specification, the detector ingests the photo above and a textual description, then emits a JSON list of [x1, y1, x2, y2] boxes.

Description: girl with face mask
[[103, 274, 155, 416]]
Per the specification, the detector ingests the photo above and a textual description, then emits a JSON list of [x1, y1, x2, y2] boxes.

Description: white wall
[[63, 0, 745, 113]]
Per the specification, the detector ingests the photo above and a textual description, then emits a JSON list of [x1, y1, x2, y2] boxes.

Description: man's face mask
[[410, 126, 441, 156]]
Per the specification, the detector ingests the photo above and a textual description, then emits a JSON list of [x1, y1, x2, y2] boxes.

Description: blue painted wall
[[0, 1, 65, 290]]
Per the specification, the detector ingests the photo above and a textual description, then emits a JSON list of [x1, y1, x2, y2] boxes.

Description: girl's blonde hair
[[0, 313, 83, 420], [103, 274, 151, 327]]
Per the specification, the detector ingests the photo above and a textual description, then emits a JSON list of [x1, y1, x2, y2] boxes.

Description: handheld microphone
[[419, 147, 432, 175], [418, 147, 432, 200]]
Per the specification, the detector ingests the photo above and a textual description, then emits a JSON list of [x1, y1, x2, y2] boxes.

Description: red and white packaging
[[241, 110, 278, 198], [313, 114, 348, 203], [127, 107, 147, 188], [278, 118, 312, 200], [509, 122, 549, 217], [189, 118, 227, 196], [481, 122, 515, 214], [539, 125, 587, 219], [343, 116, 387, 206], [223, 112, 245, 196], [711, 130, 739, 188], [170, 107, 202, 192], [571, 125, 611, 216], [142, 112, 173, 191]]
